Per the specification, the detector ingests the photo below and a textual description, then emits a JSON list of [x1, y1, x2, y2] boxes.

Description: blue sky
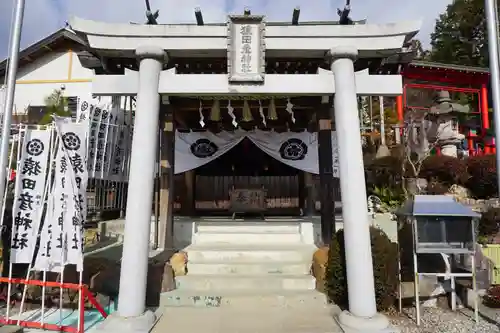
[[0, 0, 453, 60]]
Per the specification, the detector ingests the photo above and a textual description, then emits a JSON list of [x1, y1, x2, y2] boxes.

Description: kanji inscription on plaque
[[227, 15, 265, 83]]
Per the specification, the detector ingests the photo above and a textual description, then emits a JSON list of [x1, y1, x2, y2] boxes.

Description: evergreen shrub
[[466, 155, 497, 199], [325, 227, 398, 311]]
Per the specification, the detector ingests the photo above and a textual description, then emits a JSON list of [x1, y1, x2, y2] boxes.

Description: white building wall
[[0, 49, 94, 115]]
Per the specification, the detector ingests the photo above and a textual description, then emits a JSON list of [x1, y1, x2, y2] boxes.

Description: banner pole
[[0, 0, 26, 213]]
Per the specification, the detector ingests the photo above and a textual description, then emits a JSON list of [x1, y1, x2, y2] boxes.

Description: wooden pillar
[[183, 170, 196, 216], [298, 171, 305, 214], [303, 172, 315, 216], [158, 102, 175, 250], [317, 103, 335, 245]]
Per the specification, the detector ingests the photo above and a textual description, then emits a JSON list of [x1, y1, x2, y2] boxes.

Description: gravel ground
[[389, 307, 500, 333]]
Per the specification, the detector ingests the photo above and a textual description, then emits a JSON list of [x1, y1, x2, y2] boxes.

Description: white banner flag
[[100, 107, 114, 179], [77, 96, 132, 181], [60, 122, 88, 270], [10, 129, 51, 264], [108, 127, 130, 182], [104, 97, 122, 179], [92, 105, 115, 180], [76, 98, 91, 124], [88, 105, 104, 177], [35, 122, 87, 272]]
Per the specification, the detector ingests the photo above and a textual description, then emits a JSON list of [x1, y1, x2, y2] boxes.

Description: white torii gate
[[91, 55, 402, 331], [91, 67, 402, 97], [71, 14, 420, 333]]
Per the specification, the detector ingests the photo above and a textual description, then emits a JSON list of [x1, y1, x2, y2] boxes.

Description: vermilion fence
[[0, 277, 107, 333]]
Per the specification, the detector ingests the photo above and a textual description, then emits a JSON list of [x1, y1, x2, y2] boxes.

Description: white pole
[[329, 46, 389, 330], [485, 0, 500, 194], [331, 46, 377, 316], [117, 46, 164, 318], [379, 96, 386, 145], [0, 0, 25, 212]]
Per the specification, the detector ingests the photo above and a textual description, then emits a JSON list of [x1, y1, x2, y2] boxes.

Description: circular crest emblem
[[80, 101, 89, 111], [190, 139, 218, 158], [26, 139, 45, 156], [62, 132, 81, 151], [279, 138, 308, 161]]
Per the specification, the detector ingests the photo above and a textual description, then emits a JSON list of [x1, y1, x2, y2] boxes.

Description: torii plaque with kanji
[[227, 14, 266, 83]]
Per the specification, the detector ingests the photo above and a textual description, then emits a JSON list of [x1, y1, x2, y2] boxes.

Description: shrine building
[[68, 14, 420, 230]]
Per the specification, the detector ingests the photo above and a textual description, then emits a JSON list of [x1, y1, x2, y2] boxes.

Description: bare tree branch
[[400, 107, 447, 196]]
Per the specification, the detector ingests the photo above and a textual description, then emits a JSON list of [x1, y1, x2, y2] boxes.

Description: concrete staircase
[[160, 220, 325, 308]]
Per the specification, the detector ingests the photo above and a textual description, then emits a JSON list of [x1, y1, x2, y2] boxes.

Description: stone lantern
[[427, 91, 469, 157]]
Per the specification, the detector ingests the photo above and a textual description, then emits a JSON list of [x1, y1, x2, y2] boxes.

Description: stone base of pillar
[[336, 310, 399, 333], [89, 310, 156, 333]]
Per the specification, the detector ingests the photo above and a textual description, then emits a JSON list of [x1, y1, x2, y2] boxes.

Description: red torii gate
[[396, 60, 492, 155]]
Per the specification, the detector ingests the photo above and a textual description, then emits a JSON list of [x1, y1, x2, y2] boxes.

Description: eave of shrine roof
[[409, 60, 489, 75], [69, 16, 421, 58], [130, 19, 367, 26], [70, 16, 419, 39]]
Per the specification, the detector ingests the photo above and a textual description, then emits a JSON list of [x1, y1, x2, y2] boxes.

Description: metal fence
[[85, 178, 127, 222]]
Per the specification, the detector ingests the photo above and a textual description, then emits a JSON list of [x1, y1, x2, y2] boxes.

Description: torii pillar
[[329, 46, 394, 332], [96, 45, 165, 332]]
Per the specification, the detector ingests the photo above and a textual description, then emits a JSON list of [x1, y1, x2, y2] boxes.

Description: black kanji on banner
[[22, 157, 42, 176], [12, 232, 29, 250], [40, 225, 53, 257]]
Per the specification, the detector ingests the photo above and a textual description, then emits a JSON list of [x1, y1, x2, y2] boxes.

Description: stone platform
[[160, 219, 320, 305], [151, 302, 342, 333], [153, 218, 343, 332]]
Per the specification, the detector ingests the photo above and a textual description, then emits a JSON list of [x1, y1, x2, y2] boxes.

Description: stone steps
[[186, 244, 316, 262], [160, 289, 327, 308], [187, 259, 311, 275], [175, 274, 316, 291], [195, 221, 301, 234], [193, 230, 302, 245], [193, 220, 305, 244], [160, 221, 318, 309]]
